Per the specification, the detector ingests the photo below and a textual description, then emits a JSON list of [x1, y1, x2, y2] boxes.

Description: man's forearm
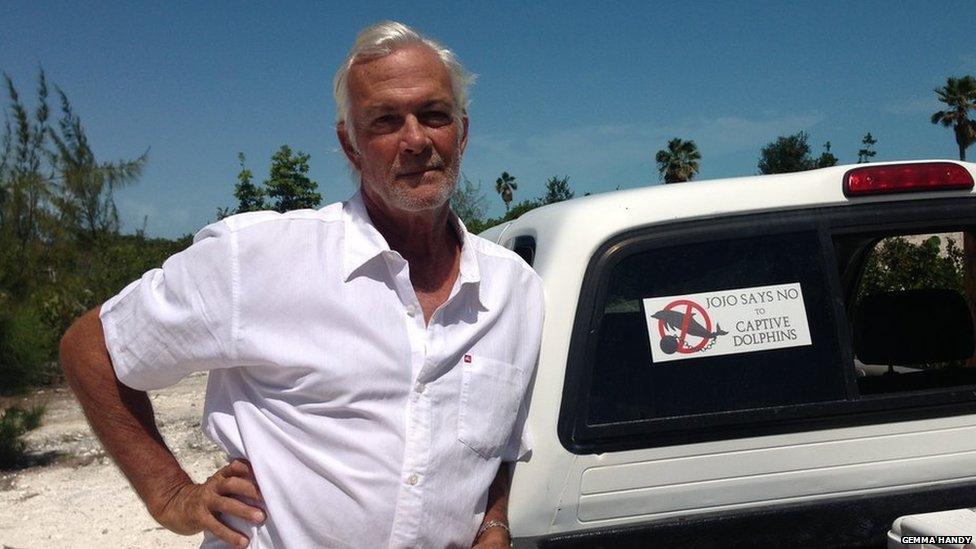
[[476, 461, 512, 546], [60, 307, 192, 520]]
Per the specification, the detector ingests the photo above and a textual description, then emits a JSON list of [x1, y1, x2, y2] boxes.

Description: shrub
[[0, 405, 46, 470], [0, 305, 58, 394]]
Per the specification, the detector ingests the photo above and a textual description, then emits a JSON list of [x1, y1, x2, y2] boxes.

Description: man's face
[[339, 45, 468, 215]]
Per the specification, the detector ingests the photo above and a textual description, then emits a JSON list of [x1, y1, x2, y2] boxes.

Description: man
[[60, 21, 544, 548]]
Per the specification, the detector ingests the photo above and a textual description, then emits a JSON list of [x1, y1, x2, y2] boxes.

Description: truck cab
[[482, 161, 976, 548]]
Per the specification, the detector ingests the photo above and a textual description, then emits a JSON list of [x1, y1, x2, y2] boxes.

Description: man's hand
[[152, 459, 265, 548]]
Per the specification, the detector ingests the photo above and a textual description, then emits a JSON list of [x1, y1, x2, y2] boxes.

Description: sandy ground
[[0, 372, 226, 548]]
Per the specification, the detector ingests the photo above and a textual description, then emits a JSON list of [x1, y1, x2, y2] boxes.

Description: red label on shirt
[[463, 354, 472, 363]]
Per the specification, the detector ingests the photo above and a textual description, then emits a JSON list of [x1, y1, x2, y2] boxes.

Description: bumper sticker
[[642, 282, 813, 363]]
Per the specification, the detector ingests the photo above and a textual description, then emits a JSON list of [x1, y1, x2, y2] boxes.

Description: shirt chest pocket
[[457, 356, 525, 459]]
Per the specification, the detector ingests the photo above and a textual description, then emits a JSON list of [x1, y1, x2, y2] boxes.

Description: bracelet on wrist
[[476, 519, 511, 542]]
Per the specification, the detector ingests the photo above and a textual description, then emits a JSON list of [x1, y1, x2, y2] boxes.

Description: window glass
[[848, 231, 976, 395], [507, 236, 535, 266], [587, 230, 847, 426]]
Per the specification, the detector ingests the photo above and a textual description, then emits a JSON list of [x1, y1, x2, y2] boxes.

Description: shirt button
[[406, 304, 418, 317], [407, 474, 419, 486], [415, 382, 426, 394]]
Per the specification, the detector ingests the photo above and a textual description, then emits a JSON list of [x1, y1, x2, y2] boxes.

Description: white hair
[[333, 21, 475, 148]]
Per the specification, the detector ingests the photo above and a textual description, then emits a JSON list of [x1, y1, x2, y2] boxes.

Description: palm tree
[[495, 171, 517, 211], [655, 138, 701, 183], [933, 76, 976, 366], [931, 76, 976, 161]]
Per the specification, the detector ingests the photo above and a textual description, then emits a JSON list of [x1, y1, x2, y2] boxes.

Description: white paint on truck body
[[478, 160, 976, 538]]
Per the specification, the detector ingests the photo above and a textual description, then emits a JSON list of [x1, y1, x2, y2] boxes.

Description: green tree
[[450, 173, 486, 230], [48, 87, 146, 243], [0, 71, 154, 396], [757, 131, 819, 174], [859, 236, 963, 298], [235, 154, 263, 210], [1, 72, 50, 278], [499, 199, 541, 223], [655, 138, 701, 183], [264, 145, 321, 213], [931, 76, 976, 161], [224, 152, 266, 217], [815, 141, 838, 168], [932, 76, 976, 349], [495, 171, 517, 211], [541, 175, 574, 204], [857, 133, 878, 163]]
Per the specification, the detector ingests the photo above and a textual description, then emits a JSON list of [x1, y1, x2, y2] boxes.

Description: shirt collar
[[450, 213, 482, 289], [340, 190, 392, 281], [340, 191, 484, 305]]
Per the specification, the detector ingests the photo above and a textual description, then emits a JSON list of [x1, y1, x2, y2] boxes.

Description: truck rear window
[[846, 231, 976, 395], [588, 230, 846, 425], [561, 201, 976, 453]]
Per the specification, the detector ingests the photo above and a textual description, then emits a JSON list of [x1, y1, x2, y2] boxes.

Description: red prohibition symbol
[[657, 299, 712, 354]]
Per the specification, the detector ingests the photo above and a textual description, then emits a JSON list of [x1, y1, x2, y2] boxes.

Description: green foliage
[[232, 152, 266, 213], [450, 174, 487, 229], [757, 131, 821, 174], [655, 138, 701, 183], [0, 404, 45, 469], [0, 304, 57, 394], [815, 141, 838, 168], [218, 152, 267, 219], [495, 171, 517, 211], [265, 145, 321, 212], [1, 71, 51, 297], [220, 147, 321, 217], [502, 199, 543, 221], [857, 133, 878, 163], [0, 70, 169, 394], [464, 172, 576, 234], [931, 75, 976, 161], [48, 86, 146, 242], [469, 199, 543, 234], [859, 236, 964, 299], [542, 175, 574, 204]]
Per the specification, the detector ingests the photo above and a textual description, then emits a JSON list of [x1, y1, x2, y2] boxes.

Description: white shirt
[[100, 192, 545, 548]]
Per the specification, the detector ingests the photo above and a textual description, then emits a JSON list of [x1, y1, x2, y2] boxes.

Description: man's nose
[[399, 115, 431, 155]]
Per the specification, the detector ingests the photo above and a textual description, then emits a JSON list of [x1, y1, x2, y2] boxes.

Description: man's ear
[[337, 122, 362, 171], [459, 116, 469, 156]]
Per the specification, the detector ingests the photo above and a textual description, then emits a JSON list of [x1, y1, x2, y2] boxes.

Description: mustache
[[393, 153, 446, 176]]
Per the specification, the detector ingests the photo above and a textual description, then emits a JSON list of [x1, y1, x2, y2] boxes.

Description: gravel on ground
[[0, 371, 225, 549]]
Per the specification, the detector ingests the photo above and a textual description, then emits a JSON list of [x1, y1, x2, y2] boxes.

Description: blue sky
[[2, 1, 974, 238]]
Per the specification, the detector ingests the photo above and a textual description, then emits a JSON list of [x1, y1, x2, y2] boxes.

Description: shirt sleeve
[[501, 397, 532, 462], [100, 222, 237, 391], [501, 269, 545, 463]]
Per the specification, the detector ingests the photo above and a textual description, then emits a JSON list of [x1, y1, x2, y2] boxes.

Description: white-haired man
[[60, 21, 543, 548]]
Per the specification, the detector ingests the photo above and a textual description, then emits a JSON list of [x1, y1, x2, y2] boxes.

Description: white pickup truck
[[480, 160, 976, 548]]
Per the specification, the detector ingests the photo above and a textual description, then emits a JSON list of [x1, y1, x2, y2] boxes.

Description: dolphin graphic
[[651, 309, 728, 339]]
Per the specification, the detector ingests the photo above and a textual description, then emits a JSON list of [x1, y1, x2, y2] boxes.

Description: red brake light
[[844, 162, 974, 197]]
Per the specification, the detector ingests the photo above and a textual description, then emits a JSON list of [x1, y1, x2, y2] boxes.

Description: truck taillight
[[843, 162, 974, 197]]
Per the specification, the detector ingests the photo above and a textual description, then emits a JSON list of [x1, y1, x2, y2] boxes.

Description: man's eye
[[371, 115, 401, 131], [421, 111, 452, 127]]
